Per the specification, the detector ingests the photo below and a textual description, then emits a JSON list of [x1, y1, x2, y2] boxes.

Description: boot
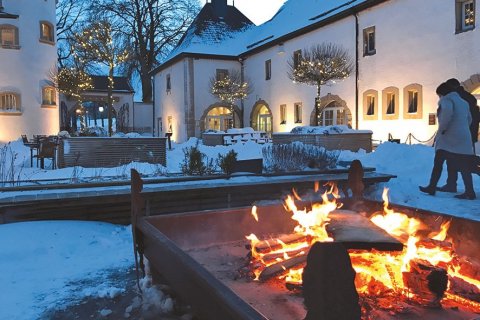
[[436, 184, 457, 193], [419, 185, 436, 196], [454, 192, 476, 200]]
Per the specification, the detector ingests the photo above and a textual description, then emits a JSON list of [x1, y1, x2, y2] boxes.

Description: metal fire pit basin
[[136, 201, 480, 320]]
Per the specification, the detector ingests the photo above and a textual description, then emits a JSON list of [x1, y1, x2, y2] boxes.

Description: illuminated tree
[[52, 67, 93, 102], [209, 70, 251, 127], [72, 20, 129, 136], [288, 43, 354, 126]]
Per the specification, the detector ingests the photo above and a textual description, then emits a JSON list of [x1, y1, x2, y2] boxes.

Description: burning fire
[[245, 185, 480, 313]]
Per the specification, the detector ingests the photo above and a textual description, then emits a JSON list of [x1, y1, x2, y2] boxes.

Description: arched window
[[0, 92, 21, 112], [206, 107, 234, 131], [0, 24, 19, 49], [382, 86, 399, 120], [39, 21, 54, 44], [363, 89, 378, 120], [403, 83, 423, 119], [318, 101, 352, 126], [42, 86, 56, 106]]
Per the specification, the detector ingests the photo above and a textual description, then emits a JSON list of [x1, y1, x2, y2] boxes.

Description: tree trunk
[[108, 65, 114, 136], [140, 69, 152, 103], [315, 84, 322, 126]]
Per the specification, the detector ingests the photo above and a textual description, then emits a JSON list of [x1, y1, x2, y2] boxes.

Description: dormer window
[[0, 24, 19, 49], [40, 21, 54, 44]]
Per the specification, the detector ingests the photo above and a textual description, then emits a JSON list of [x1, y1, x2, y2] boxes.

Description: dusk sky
[[199, 0, 286, 25]]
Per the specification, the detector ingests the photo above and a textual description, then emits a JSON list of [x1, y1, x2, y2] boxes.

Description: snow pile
[[290, 125, 372, 135]]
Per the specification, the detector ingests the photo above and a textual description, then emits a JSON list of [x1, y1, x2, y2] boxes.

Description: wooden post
[[131, 169, 146, 290]]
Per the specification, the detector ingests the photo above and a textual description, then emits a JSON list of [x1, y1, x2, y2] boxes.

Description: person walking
[[419, 82, 476, 200], [436, 78, 480, 192]]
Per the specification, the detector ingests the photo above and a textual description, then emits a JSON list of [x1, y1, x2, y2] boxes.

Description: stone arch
[[200, 102, 241, 132], [249, 99, 273, 134], [309, 94, 352, 127], [461, 74, 480, 94]]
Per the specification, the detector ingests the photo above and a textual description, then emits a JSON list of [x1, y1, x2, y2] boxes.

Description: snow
[[0, 221, 133, 320], [288, 125, 372, 134], [0, 136, 479, 319], [162, 0, 370, 65]]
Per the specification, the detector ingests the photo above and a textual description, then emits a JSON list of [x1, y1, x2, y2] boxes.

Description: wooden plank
[[326, 209, 403, 251]]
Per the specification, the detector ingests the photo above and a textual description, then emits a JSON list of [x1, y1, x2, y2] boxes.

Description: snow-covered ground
[[0, 137, 479, 319]]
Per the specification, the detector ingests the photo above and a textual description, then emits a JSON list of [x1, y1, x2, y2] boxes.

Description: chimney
[[0, 0, 4, 12], [212, 0, 227, 18]]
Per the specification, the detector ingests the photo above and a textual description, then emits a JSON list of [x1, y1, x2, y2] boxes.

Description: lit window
[[294, 102, 302, 123], [0, 92, 20, 112], [382, 87, 399, 120], [456, 0, 476, 32], [407, 91, 418, 113], [280, 104, 286, 124], [0, 24, 19, 48], [265, 59, 271, 81], [386, 93, 395, 114], [363, 90, 378, 120], [363, 26, 376, 56], [403, 84, 423, 119], [42, 87, 56, 106], [40, 21, 54, 43], [216, 69, 229, 81], [367, 96, 375, 115], [166, 74, 171, 93]]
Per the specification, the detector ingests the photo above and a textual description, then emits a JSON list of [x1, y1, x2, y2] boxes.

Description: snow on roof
[[157, 0, 375, 72], [162, 2, 255, 62]]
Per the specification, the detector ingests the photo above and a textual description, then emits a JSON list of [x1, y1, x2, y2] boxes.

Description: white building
[[0, 0, 58, 143], [152, 0, 480, 144]]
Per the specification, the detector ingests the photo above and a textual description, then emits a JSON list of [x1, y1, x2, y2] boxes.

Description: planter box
[[232, 159, 263, 174], [57, 137, 166, 168], [272, 132, 372, 152]]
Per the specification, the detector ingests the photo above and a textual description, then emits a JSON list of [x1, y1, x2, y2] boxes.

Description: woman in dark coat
[[419, 82, 475, 199]]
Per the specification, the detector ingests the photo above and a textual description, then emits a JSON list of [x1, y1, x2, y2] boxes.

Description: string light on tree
[[288, 43, 353, 126], [209, 70, 251, 128]]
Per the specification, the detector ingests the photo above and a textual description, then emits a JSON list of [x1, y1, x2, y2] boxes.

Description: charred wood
[[258, 255, 307, 281]]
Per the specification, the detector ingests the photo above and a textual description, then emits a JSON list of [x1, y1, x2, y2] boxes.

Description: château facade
[[0, 0, 58, 143], [152, 0, 480, 144]]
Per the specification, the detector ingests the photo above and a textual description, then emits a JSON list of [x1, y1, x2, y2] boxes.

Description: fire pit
[[133, 181, 480, 319]]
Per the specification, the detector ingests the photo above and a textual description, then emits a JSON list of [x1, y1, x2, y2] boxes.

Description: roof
[[152, 0, 388, 75], [87, 76, 134, 94], [152, 1, 254, 74]]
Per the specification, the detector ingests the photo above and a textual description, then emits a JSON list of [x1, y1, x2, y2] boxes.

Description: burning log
[[303, 242, 361, 320], [258, 255, 307, 281], [402, 259, 448, 307], [253, 233, 309, 252], [448, 276, 480, 303]]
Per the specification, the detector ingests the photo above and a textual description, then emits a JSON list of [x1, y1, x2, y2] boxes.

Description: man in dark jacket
[[437, 78, 480, 192]]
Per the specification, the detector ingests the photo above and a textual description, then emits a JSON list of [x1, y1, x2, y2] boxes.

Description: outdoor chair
[[223, 135, 233, 146], [241, 133, 253, 143], [34, 140, 57, 169], [231, 135, 242, 144]]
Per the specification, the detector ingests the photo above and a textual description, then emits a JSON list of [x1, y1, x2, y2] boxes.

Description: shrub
[[217, 149, 238, 175], [262, 142, 338, 172], [180, 142, 216, 175]]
